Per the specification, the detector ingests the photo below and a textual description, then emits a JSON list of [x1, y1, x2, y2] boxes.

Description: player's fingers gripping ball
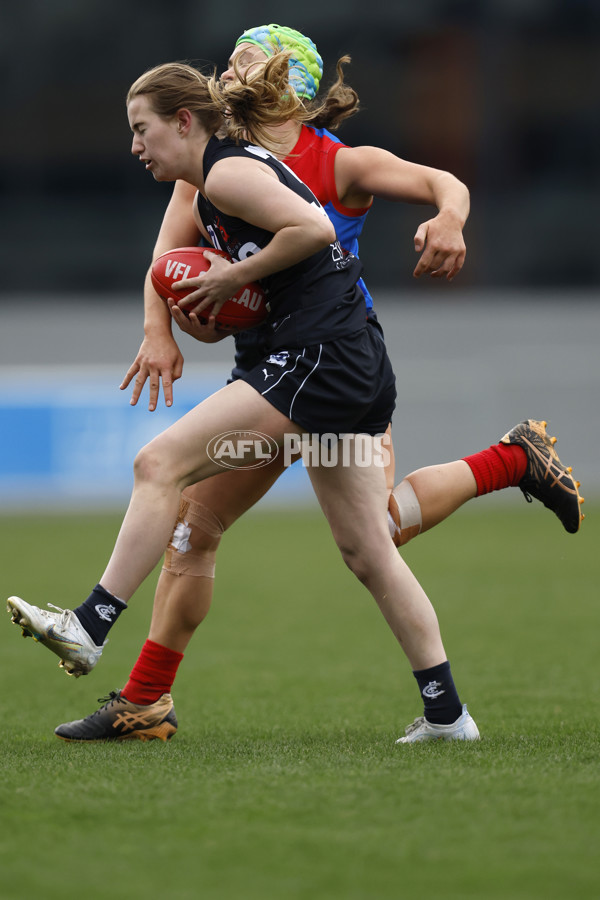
[[151, 247, 267, 332], [236, 24, 323, 100]]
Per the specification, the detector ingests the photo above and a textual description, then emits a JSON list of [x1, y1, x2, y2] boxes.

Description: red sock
[[463, 443, 527, 496], [122, 639, 184, 705]]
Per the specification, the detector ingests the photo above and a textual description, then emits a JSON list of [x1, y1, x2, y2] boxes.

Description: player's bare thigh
[[307, 435, 391, 553], [141, 379, 303, 489], [178, 453, 294, 532]]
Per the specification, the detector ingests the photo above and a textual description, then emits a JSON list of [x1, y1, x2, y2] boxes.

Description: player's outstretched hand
[[120, 332, 184, 411], [413, 209, 466, 281]]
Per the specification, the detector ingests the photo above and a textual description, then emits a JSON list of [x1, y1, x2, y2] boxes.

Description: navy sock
[[73, 584, 127, 645], [413, 660, 462, 725]]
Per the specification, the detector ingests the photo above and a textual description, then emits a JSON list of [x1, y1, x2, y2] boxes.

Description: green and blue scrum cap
[[235, 24, 323, 100]]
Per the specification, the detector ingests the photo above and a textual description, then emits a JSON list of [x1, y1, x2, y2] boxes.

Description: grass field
[[0, 500, 598, 899]]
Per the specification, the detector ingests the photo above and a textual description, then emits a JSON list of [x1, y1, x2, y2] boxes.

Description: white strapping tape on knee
[[163, 497, 225, 577], [388, 480, 422, 546]]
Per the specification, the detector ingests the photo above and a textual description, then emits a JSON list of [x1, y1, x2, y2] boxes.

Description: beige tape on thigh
[[388, 480, 422, 547], [163, 497, 225, 577]]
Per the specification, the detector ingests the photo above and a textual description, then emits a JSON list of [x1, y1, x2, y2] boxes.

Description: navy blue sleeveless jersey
[[198, 136, 367, 350]]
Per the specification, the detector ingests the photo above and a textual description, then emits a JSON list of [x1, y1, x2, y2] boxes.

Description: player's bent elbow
[[309, 216, 336, 249], [322, 220, 337, 246]]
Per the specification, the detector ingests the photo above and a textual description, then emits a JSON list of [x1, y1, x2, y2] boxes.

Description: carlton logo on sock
[[95, 603, 117, 623], [422, 680, 445, 699]]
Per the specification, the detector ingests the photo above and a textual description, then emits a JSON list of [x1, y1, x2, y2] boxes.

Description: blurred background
[[0, 0, 598, 507], [2, 0, 599, 291]]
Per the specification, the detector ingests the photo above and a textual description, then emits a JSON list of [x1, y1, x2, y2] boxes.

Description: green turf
[[0, 501, 598, 900]]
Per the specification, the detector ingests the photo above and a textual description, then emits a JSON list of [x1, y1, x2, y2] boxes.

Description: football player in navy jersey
[[8, 27, 581, 744], [8, 54, 481, 743]]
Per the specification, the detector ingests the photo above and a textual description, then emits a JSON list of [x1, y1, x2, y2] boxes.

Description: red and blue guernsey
[[229, 124, 375, 381], [283, 124, 374, 310]]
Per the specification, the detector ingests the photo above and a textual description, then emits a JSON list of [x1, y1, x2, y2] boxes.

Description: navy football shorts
[[240, 324, 396, 436]]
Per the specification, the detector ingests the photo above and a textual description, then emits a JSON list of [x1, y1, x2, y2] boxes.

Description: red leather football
[[151, 246, 267, 332]]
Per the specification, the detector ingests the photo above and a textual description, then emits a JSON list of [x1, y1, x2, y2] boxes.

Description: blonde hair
[[304, 56, 360, 131], [126, 52, 359, 155], [219, 51, 310, 151], [128, 55, 315, 153], [225, 52, 361, 134]]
